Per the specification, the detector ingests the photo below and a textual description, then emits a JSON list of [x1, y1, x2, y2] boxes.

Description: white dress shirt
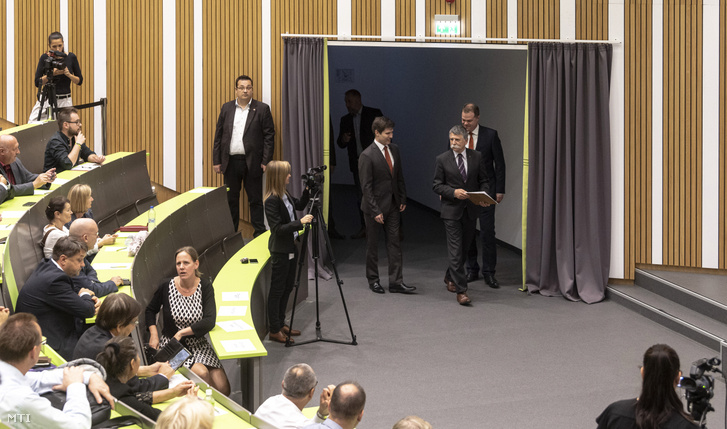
[[230, 99, 251, 155], [373, 140, 394, 169], [253, 394, 324, 429]]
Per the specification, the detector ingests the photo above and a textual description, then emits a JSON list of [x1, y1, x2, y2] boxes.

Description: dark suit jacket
[[0, 158, 39, 203], [73, 255, 118, 297], [358, 142, 406, 216], [15, 258, 96, 360], [265, 190, 310, 254], [213, 99, 275, 177], [337, 105, 383, 173], [475, 125, 506, 195], [432, 149, 490, 221]]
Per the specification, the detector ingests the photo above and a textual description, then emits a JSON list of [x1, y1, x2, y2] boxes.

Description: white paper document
[[221, 339, 256, 353], [221, 291, 249, 302], [167, 373, 188, 388], [189, 188, 213, 194], [1, 211, 27, 219], [92, 262, 132, 270], [0, 224, 13, 230], [52, 177, 69, 185], [34, 189, 51, 194], [72, 163, 101, 171], [218, 306, 247, 317], [217, 319, 254, 332]]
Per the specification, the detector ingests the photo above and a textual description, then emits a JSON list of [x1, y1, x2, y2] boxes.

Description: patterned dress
[[158, 279, 221, 368]]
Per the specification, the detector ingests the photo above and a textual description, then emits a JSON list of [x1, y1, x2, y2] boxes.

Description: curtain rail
[[281, 33, 621, 44]]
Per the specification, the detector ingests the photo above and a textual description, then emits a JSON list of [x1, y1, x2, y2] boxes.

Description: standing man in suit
[[433, 125, 490, 306], [0, 135, 56, 204], [358, 117, 414, 295], [15, 236, 99, 359], [461, 103, 506, 288], [213, 74, 275, 236], [337, 89, 383, 239]]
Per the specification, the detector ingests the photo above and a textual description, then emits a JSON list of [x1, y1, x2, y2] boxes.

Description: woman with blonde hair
[[264, 160, 312, 343], [66, 183, 116, 255], [393, 415, 433, 429], [155, 396, 214, 429]]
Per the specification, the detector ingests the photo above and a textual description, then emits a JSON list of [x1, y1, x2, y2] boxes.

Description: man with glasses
[[69, 218, 123, 297], [253, 363, 335, 428], [43, 107, 105, 173], [0, 134, 56, 204], [213, 74, 275, 236], [0, 313, 114, 429]]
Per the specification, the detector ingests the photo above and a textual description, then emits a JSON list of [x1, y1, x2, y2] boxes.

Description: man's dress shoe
[[389, 283, 416, 294], [466, 272, 480, 282], [369, 282, 385, 294], [457, 292, 472, 305], [269, 331, 293, 344], [281, 325, 301, 336], [444, 277, 457, 293], [484, 274, 500, 289]]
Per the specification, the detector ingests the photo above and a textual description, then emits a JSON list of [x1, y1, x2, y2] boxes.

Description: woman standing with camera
[[264, 160, 312, 344]]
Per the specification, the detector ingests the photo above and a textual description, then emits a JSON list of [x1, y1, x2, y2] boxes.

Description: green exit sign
[[434, 15, 460, 36]]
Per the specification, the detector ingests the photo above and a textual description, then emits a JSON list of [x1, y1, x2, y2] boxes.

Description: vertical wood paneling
[[0, 0, 6, 120], [721, 0, 727, 269], [396, 0, 416, 38], [352, 0, 380, 39], [518, 0, 559, 40], [68, 0, 95, 152], [487, 0, 508, 40], [15, 1, 59, 125], [624, 0, 653, 278], [662, 0, 702, 267], [576, 0, 607, 40], [107, 0, 163, 182], [425, 0, 471, 41], [176, 0, 194, 192]]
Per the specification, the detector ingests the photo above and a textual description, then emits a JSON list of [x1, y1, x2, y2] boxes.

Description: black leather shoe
[[466, 272, 480, 282], [484, 274, 500, 289], [389, 283, 416, 294], [369, 282, 385, 294]]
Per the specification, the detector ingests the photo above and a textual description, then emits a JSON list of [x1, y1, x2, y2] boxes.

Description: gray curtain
[[525, 42, 612, 304]]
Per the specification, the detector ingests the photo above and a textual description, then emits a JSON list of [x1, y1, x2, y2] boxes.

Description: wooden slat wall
[[425, 0, 471, 41], [352, 0, 381, 40], [0, 0, 6, 121], [15, 1, 59, 125], [624, 0, 653, 278], [487, 0, 508, 40], [662, 0, 702, 267], [176, 0, 194, 192], [68, 0, 95, 152], [396, 0, 416, 39], [721, 0, 727, 269], [518, 0, 559, 39], [576, 0, 607, 40]]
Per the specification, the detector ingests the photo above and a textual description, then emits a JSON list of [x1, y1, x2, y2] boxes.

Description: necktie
[[468, 132, 474, 150], [384, 146, 393, 174], [457, 153, 466, 181]]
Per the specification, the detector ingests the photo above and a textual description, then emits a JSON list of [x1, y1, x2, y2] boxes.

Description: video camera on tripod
[[43, 50, 68, 75], [678, 356, 723, 427], [302, 165, 327, 192]]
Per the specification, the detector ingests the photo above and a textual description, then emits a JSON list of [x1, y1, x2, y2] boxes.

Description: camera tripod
[[36, 71, 59, 122], [285, 188, 357, 347]]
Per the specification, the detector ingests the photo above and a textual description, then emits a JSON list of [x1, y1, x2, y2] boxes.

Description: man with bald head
[[303, 381, 366, 429], [69, 218, 122, 297], [0, 134, 56, 204]]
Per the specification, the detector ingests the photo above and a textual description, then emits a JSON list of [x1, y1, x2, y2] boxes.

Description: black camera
[[43, 50, 67, 75], [679, 356, 721, 424], [302, 165, 327, 191]]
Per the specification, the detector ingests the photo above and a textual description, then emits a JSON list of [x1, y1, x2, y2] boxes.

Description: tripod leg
[[286, 226, 310, 346]]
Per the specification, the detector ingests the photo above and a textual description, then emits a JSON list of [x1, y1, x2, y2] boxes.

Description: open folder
[[467, 191, 498, 205]]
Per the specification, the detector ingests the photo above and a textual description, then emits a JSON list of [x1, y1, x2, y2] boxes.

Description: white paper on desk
[[0, 224, 13, 230], [71, 163, 101, 171], [189, 188, 212, 194], [52, 177, 69, 185], [34, 189, 51, 194], [217, 319, 254, 332], [167, 373, 188, 389], [221, 339, 255, 353], [218, 306, 247, 317], [92, 262, 132, 270], [1, 210, 27, 219], [102, 245, 126, 252], [221, 291, 249, 302], [212, 405, 228, 416]]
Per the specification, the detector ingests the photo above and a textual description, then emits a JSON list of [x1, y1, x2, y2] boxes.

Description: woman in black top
[[263, 161, 312, 344], [596, 344, 699, 429]]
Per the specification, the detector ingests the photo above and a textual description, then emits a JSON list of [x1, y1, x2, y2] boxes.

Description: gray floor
[[227, 187, 726, 429]]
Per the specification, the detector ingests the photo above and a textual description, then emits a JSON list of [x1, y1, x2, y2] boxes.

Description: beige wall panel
[[576, 0, 607, 40], [487, 0, 508, 40], [0, 0, 6, 121], [396, 0, 416, 38], [425, 0, 471, 41], [15, 1, 60, 125], [352, 0, 381, 39], [721, 0, 726, 268], [518, 0, 559, 40], [177, 0, 194, 192], [68, 0, 95, 152]]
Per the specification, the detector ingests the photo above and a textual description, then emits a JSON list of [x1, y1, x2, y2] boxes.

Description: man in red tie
[[357, 116, 414, 295], [0, 134, 56, 204]]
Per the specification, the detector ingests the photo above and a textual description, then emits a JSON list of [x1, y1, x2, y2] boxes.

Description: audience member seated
[[254, 363, 335, 428], [393, 416, 433, 429], [43, 107, 105, 173], [303, 381, 366, 429], [146, 246, 231, 395], [0, 313, 114, 429], [0, 134, 55, 204], [73, 293, 173, 397], [16, 236, 98, 359], [42, 196, 72, 259], [95, 336, 198, 421], [65, 184, 116, 255], [69, 218, 122, 296], [596, 343, 699, 429], [155, 396, 214, 429], [0, 306, 9, 326]]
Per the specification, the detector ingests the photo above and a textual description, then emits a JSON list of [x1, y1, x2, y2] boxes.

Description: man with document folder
[[433, 125, 491, 306]]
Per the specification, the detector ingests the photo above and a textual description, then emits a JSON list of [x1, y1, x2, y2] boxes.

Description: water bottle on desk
[[148, 206, 156, 232]]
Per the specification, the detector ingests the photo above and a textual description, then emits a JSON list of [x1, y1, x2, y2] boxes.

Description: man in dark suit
[[0, 134, 55, 203], [337, 89, 383, 238], [461, 103, 506, 288], [358, 116, 414, 295], [213, 74, 275, 236], [69, 218, 123, 297], [15, 236, 98, 359], [433, 125, 490, 305]]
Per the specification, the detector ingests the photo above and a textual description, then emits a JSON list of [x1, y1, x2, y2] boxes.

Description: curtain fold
[[525, 42, 612, 304]]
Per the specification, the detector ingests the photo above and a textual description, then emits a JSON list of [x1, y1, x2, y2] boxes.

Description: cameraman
[[596, 344, 698, 429], [28, 31, 83, 123]]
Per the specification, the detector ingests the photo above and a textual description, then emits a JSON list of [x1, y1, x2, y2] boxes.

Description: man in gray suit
[[433, 125, 490, 305], [0, 134, 55, 204]]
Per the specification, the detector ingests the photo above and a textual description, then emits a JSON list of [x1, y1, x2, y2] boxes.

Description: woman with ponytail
[[96, 337, 197, 420]]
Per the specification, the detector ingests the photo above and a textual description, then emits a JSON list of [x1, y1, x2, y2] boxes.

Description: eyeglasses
[[66, 120, 82, 125], [38, 339, 47, 347]]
